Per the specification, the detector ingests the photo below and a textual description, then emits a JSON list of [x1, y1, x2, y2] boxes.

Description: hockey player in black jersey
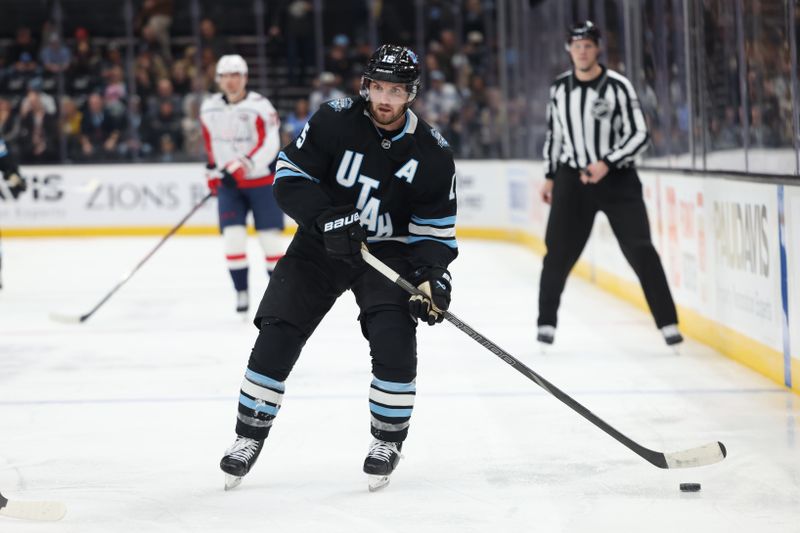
[[220, 45, 458, 492], [0, 138, 25, 201], [0, 136, 26, 289]]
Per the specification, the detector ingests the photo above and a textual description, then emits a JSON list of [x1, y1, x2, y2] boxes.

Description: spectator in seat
[[136, 0, 174, 61], [70, 37, 102, 95], [200, 18, 229, 58], [158, 133, 178, 162], [22, 78, 56, 116], [270, 0, 315, 86], [422, 70, 461, 130], [6, 52, 40, 97], [40, 34, 71, 75], [181, 97, 204, 159], [145, 100, 183, 156], [60, 96, 83, 159], [80, 93, 121, 160], [171, 61, 191, 94], [5, 27, 38, 68], [120, 95, 146, 160], [148, 78, 182, 118], [103, 65, 128, 116], [309, 71, 344, 112], [281, 97, 310, 147], [325, 34, 351, 81], [18, 89, 58, 162], [100, 43, 125, 84], [181, 75, 211, 122]]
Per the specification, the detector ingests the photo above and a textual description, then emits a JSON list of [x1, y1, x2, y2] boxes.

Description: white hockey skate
[[363, 439, 402, 492], [220, 436, 264, 491]]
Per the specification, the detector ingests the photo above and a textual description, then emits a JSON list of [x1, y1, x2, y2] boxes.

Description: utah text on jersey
[[200, 92, 281, 186], [274, 96, 458, 268], [543, 67, 650, 177]]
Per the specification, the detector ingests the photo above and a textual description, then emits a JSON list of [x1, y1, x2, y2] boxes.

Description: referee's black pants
[[538, 165, 678, 329]]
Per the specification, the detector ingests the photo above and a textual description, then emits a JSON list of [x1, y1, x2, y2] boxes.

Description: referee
[[537, 21, 682, 348]]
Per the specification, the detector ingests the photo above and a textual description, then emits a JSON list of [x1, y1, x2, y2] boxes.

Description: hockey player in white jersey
[[200, 54, 285, 314]]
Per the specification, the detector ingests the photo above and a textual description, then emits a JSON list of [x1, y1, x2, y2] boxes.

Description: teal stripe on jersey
[[411, 214, 456, 227], [408, 235, 458, 248]]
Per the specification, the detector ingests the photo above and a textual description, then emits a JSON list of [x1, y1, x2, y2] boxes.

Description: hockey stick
[[360, 247, 727, 469], [0, 491, 66, 521], [50, 192, 213, 324]]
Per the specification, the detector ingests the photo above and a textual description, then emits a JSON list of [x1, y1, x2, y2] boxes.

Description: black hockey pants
[[537, 165, 678, 329]]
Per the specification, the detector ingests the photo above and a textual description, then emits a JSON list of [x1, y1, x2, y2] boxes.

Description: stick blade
[[1, 500, 66, 521], [49, 312, 87, 324], [664, 441, 727, 469]]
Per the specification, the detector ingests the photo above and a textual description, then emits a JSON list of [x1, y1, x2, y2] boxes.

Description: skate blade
[[0, 500, 66, 521], [367, 474, 391, 492], [224, 474, 242, 491]]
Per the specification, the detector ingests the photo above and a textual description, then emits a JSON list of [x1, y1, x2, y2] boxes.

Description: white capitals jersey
[[200, 91, 281, 187]]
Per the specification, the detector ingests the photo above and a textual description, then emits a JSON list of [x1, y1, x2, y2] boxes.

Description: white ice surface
[[0, 236, 798, 532]]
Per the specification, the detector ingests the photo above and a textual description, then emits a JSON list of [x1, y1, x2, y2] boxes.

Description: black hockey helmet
[[567, 20, 601, 46], [360, 44, 421, 103]]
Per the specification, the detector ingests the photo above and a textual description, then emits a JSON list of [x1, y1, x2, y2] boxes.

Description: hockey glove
[[219, 169, 238, 189], [5, 172, 26, 199], [221, 157, 253, 188], [408, 267, 452, 325], [316, 205, 367, 267], [205, 164, 222, 195]]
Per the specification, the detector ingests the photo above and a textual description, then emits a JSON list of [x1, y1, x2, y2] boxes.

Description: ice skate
[[363, 438, 402, 492], [661, 324, 683, 354], [236, 290, 249, 317], [220, 436, 264, 490]]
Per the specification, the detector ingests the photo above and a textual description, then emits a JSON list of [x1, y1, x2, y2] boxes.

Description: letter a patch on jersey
[[394, 159, 418, 184]]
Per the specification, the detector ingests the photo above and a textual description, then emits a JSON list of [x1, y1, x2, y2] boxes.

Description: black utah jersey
[[274, 96, 457, 270]]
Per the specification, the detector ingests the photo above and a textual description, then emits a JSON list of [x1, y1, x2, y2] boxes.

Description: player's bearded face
[[368, 80, 409, 126]]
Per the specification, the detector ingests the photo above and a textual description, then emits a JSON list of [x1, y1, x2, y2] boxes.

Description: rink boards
[[1, 161, 798, 392]]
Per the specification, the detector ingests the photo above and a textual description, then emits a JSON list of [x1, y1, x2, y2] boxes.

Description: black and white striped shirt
[[542, 66, 649, 178]]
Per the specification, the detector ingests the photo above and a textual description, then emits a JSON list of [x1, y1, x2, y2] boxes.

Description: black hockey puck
[[680, 483, 701, 492]]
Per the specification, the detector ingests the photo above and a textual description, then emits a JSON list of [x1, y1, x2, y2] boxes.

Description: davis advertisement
[[705, 179, 782, 351]]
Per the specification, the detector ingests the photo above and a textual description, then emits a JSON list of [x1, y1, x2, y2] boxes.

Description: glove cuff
[[410, 266, 451, 287]]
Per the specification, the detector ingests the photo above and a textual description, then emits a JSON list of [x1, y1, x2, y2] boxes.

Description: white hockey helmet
[[215, 54, 248, 80]]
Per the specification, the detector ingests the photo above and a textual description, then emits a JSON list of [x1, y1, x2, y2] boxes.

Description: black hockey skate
[[363, 439, 402, 492], [661, 324, 683, 353], [537, 325, 555, 351], [220, 436, 264, 490]]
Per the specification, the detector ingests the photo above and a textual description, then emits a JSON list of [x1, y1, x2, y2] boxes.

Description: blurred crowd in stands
[[0, 0, 511, 165], [0, 0, 797, 174]]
